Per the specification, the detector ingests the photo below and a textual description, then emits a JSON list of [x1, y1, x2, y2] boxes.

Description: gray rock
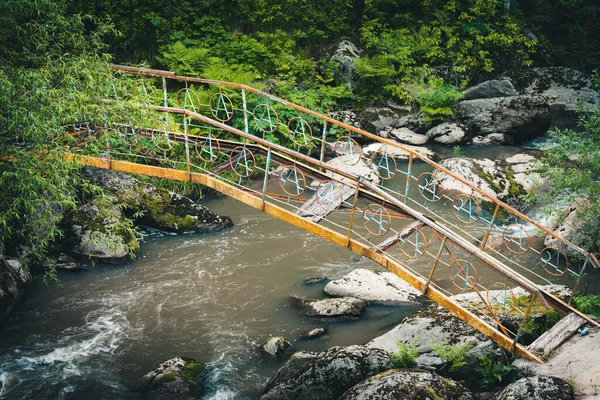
[[431, 157, 524, 210], [330, 110, 363, 130], [494, 376, 575, 400], [358, 107, 408, 134], [290, 295, 368, 319], [463, 78, 518, 100], [261, 345, 395, 400], [322, 156, 380, 186], [339, 369, 474, 400], [264, 351, 319, 394], [331, 40, 363, 91], [137, 356, 205, 399], [69, 200, 136, 264], [454, 95, 551, 143], [362, 142, 438, 161], [393, 113, 436, 135], [367, 305, 501, 386], [82, 167, 233, 235], [324, 269, 422, 306], [505, 67, 599, 129], [300, 328, 327, 340], [472, 133, 515, 146], [304, 276, 328, 285], [426, 122, 469, 145], [543, 198, 591, 258], [389, 127, 429, 145], [0, 258, 31, 325], [259, 337, 295, 361]]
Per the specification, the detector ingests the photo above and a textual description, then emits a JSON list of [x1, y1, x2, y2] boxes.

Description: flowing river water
[[0, 144, 598, 399]]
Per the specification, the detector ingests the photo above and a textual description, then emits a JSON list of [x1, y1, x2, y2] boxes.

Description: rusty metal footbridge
[[60, 65, 600, 363]]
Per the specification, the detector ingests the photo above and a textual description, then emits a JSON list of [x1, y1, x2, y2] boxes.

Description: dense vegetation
[[2, 0, 600, 268]]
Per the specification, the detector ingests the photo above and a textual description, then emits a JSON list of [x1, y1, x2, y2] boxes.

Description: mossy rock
[[138, 356, 205, 398]]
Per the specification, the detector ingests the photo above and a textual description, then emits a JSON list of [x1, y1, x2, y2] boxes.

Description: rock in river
[[259, 337, 295, 361], [290, 295, 367, 321], [137, 356, 205, 399], [261, 345, 395, 400], [493, 376, 575, 400], [339, 369, 474, 400], [0, 258, 31, 325], [324, 269, 422, 306]]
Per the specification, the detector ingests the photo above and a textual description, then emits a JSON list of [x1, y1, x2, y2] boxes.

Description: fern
[[391, 339, 420, 368], [431, 340, 473, 373]]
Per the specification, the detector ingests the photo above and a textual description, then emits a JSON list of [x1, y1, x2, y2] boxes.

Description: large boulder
[[264, 351, 319, 394], [261, 345, 395, 400], [493, 376, 575, 400], [463, 78, 518, 100], [330, 40, 363, 91], [504, 67, 599, 129], [0, 258, 31, 325], [367, 305, 500, 385], [358, 107, 408, 134], [392, 113, 436, 135], [425, 122, 469, 145], [454, 95, 551, 143], [137, 357, 205, 399], [290, 295, 368, 321], [324, 269, 422, 306], [81, 167, 233, 234], [431, 157, 524, 211], [388, 127, 429, 145], [339, 369, 474, 400], [259, 337, 295, 361], [68, 199, 137, 264]]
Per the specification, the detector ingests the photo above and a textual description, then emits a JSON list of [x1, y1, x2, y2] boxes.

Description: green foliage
[[391, 339, 420, 368], [415, 80, 464, 121], [539, 78, 600, 255], [0, 0, 151, 267], [431, 340, 473, 373], [572, 294, 600, 318], [475, 353, 517, 389]]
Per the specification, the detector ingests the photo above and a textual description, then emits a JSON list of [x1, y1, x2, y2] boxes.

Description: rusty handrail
[[110, 64, 599, 269]]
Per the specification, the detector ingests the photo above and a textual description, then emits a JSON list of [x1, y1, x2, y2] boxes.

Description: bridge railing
[[108, 65, 599, 295], [56, 65, 600, 362]]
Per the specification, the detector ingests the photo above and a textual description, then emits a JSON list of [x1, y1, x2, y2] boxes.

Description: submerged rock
[[259, 337, 295, 361], [137, 356, 205, 399], [494, 376, 575, 400], [304, 276, 328, 285], [299, 327, 327, 340], [290, 295, 368, 320], [0, 258, 31, 325], [261, 345, 395, 400], [340, 369, 474, 400], [324, 269, 422, 306]]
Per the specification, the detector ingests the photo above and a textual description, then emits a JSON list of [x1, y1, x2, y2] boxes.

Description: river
[[0, 144, 596, 399]]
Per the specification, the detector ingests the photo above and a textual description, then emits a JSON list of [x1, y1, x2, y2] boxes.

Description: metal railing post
[[242, 89, 249, 136], [162, 77, 169, 124], [184, 117, 191, 176], [404, 154, 413, 203], [319, 121, 328, 165], [480, 204, 500, 250], [423, 236, 447, 294], [262, 147, 272, 205], [345, 181, 361, 246]]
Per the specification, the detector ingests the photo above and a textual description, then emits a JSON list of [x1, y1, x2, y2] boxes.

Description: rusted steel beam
[[110, 64, 599, 269]]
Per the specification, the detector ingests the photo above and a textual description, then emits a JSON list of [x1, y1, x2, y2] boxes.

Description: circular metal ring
[[502, 224, 531, 255], [210, 92, 234, 122], [334, 136, 362, 166], [399, 228, 428, 259], [316, 181, 343, 212], [176, 88, 201, 112], [287, 117, 313, 147], [449, 259, 479, 291], [229, 146, 256, 177], [417, 172, 443, 203], [371, 150, 398, 180], [194, 133, 221, 163], [253, 104, 279, 133], [452, 194, 481, 224], [362, 204, 391, 236], [540, 247, 569, 276], [151, 122, 174, 152], [279, 167, 306, 197], [486, 282, 516, 313]]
